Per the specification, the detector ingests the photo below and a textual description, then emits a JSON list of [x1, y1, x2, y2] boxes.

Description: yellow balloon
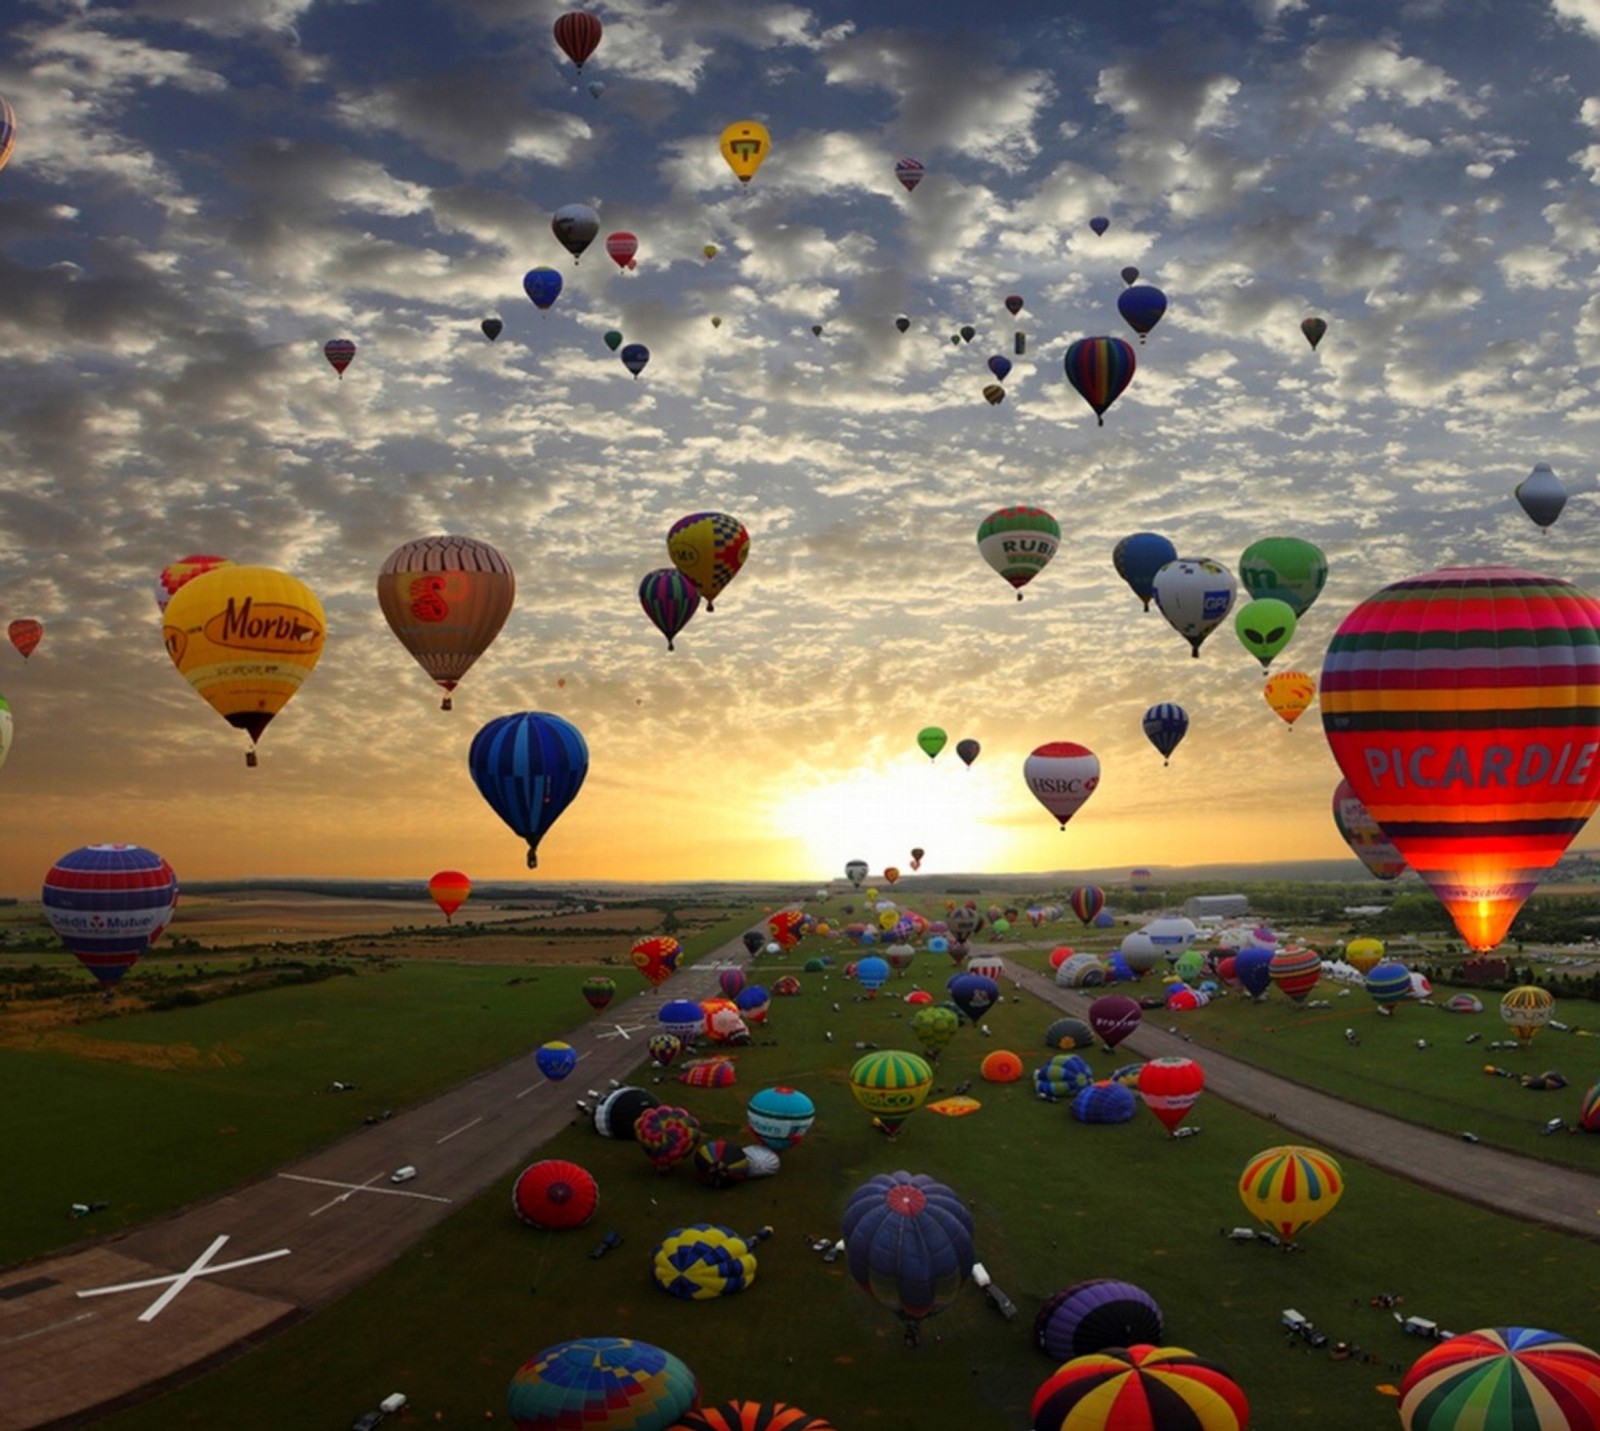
[[877, 910, 897, 931], [162, 566, 325, 765], [1264, 670, 1316, 727], [1344, 937, 1384, 975], [703, 243, 719, 259], [720, 120, 771, 184]]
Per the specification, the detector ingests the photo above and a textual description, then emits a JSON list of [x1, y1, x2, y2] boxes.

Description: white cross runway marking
[[75, 1235, 290, 1322], [595, 1022, 648, 1041], [276, 1173, 453, 1216]]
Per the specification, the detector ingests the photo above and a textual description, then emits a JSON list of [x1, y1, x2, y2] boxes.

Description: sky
[[5, 0, 1600, 892]]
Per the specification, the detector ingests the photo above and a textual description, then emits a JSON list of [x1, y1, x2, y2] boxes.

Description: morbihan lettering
[[220, 597, 316, 644], [1361, 741, 1600, 791]]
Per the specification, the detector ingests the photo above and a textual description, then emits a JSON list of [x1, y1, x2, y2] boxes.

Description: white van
[[379, 1393, 408, 1414], [390, 1165, 417, 1184]]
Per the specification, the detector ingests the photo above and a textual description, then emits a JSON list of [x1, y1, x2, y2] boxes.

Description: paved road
[[4, 942, 1598, 1428], [0, 949, 745, 1431]]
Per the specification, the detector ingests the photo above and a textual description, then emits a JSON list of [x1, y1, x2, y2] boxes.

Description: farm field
[[89, 938, 1600, 1431]]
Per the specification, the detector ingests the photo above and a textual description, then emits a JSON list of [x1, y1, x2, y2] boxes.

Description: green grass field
[[90, 935, 1600, 1431]]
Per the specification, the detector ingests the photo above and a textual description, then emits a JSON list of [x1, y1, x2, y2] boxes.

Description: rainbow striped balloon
[[1322, 567, 1600, 952], [1032, 1344, 1249, 1431], [1238, 1145, 1343, 1243], [507, 1337, 697, 1431], [1063, 335, 1137, 426], [1579, 1083, 1600, 1133], [1400, 1327, 1600, 1431]]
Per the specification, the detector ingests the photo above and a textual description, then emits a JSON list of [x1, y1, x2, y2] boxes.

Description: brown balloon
[[376, 536, 515, 710]]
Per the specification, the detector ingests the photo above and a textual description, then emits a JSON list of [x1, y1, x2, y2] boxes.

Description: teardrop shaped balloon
[[1238, 537, 1328, 616], [162, 566, 325, 764], [1089, 215, 1110, 235], [553, 11, 602, 69], [894, 157, 924, 192], [987, 355, 1012, 381], [720, 120, 771, 184], [1112, 532, 1178, 612], [1322, 566, 1600, 950], [959, 325, 976, 343], [1064, 336, 1136, 426], [1152, 557, 1237, 658], [1516, 462, 1568, 529], [1264, 670, 1316, 728], [550, 203, 599, 260], [982, 383, 1005, 406], [481, 318, 503, 341], [1331, 778, 1408, 881], [703, 243, 718, 259], [468, 712, 588, 868], [1116, 284, 1167, 344], [1004, 295, 1025, 316], [1234, 597, 1297, 669], [377, 535, 515, 710], [1142, 702, 1188, 765], [977, 506, 1060, 600], [323, 338, 356, 377], [1301, 316, 1327, 350], [620, 342, 650, 377], [667, 512, 749, 612], [917, 727, 947, 761], [895, 316, 910, 333], [956, 738, 980, 768], [603, 329, 623, 351], [1024, 742, 1100, 831], [587, 80, 604, 99], [428, 870, 471, 921], [638, 568, 700, 651], [1120, 266, 1140, 286], [523, 266, 564, 310], [605, 231, 638, 269]]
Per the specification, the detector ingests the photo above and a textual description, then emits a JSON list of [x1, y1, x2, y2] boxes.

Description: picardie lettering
[[1360, 740, 1600, 791]]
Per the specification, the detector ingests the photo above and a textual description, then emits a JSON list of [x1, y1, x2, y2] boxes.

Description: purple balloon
[[1089, 994, 1143, 1049], [1034, 1278, 1163, 1360]]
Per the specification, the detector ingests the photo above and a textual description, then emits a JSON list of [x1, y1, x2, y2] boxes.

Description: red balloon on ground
[[512, 1159, 598, 1230]]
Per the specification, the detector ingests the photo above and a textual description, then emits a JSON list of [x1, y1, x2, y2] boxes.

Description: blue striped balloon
[[1142, 702, 1189, 765], [468, 713, 588, 868], [42, 843, 179, 988]]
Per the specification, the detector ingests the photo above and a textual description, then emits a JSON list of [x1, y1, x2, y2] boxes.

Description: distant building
[[1183, 894, 1248, 920]]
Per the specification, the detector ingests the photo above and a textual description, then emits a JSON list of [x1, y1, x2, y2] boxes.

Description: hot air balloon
[[1238, 1145, 1343, 1244], [1117, 283, 1167, 343], [1005, 294, 1025, 316], [720, 120, 771, 184], [155, 555, 232, 614], [513, 1159, 598, 1231], [1035, 1280, 1164, 1361], [653, 1224, 759, 1299], [604, 231, 637, 270], [1235, 945, 1274, 998], [506, 1338, 695, 1431], [619, 342, 650, 377], [551, 203, 599, 261], [767, 909, 804, 948], [1269, 946, 1322, 1003], [467, 712, 588, 867], [1516, 462, 1568, 529], [747, 1085, 815, 1149], [481, 318, 503, 341], [1142, 703, 1188, 766], [377, 536, 514, 710], [593, 1085, 657, 1138], [849, 1050, 934, 1136], [1025, 742, 1100, 830], [845, 859, 868, 887], [949, 973, 1001, 1025], [1301, 316, 1327, 350], [917, 726, 947, 761], [1120, 266, 1141, 285], [894, 157, 924, 192], [0, 692, 10, 774], [1073, 1080, 1138, 1124], [1032, 1345, 1249, 1431], [1365, 960, 1413, 1007], [581, 976, 615, 1011], [1089, 215, 1110, 235], [1399, 1327, 1600, 1431], [634, 1104, 701, 1172], [42, 843, 178, 990], [675, 1403, 835, 1431], [632, 936, 683, 987], [987, 354, 1012, 381], [667, 512, 749, 611], [1343, 937, 1385, 975], [1322, 566, 1600, 951], [1070, 886, 1106, 925], [959, 324, 976, 343], [323, 338, 355, 377], [690, 1139, 750, 1189], [1152, 557, 1237, 658], [523, 266, 563, 309], [1264, 670, 1316, 728], [1238, 537, 1328, 616], [1138, 1056, 1204, 1134], [1089, 994, 1142, 1049], [1234, 597, 1297, 669], [1500, 985, 1554, 1044], [162, 566, 325, 765], [0, 96, 14, 175], [910, 1005, 960, 1060], [982, 383, 1006, 406], [1113, 532, 1179, 612], [895, 315, 911, 333], [552, 11, 603, 70], [909, 846, 925, 870], [977, 505, 1060, 599], [4, 618, 39, 661], [637, 568, 700, 651], [604, 329, 623, 351], [956, 738, 980, 767], [534, 1037, 579, 1082], [428, 870, 470, 921], [648, 1033, 683, 1069], [842, 1170, 974, 1343], [1044, 1015, 1095, 1051], [1064, 336, 1136, 425], [1331, 777, 1408, 881]]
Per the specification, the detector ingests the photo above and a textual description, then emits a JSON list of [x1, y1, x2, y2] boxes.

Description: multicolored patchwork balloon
[[668, 512, 749, 611], [1400, 1327, 1600, 1431]]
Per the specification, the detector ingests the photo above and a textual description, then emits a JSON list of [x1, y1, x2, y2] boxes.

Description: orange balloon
[[428, 870, 471, 921], [981, 1050, 1024, 1083]]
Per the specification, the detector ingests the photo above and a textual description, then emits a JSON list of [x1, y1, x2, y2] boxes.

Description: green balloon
[[1234, 597, 1297, 669], [910, 1004, 960, 1059], [1238, 537, 1327, 616], [917, 726, 947, 760], [603, 329, 624, 351]]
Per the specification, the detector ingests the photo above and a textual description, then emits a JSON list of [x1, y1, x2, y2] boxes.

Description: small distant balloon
[[1516, 462, 1568, 529], [982, 383, 1005, 406], [603, 329, 623, 352], [956, 738, 980, 767], [894, 157, 924, 192], [703, 243, 719, 259], [1004, 295, 1025, 316], [605, 232, 638, 269], [720, 120, 771, 184], [620, 342, 650, 377], [523, 267, 563, 310], [1142, 702, 1188, 766], [987, 355, 1012, 381], [481, 318, 502, 341], [323, 338, 356, 377], [959, 324, 976, 343], [1117, 284, 1168, 344], [1089, 215, 1110, 235], [638, 568, 700, 652], [895, 316, 910, 333], [550, 203, 599, 260], [1301, 316, 1327, 350], [1121, 266, 1140, 285]]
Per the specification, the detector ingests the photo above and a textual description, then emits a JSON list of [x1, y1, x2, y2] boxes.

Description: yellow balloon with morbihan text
[[162, 565, 325, 766]]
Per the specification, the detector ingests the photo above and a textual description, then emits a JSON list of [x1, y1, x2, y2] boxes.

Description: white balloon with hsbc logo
[[1023, 742, 1100, 830]]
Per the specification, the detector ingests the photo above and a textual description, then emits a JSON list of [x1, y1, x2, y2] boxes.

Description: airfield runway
[[4, 942, 1598, 1428]]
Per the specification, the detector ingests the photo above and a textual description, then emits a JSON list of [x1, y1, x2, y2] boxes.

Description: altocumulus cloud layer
[[2, 0, 1600, 888]]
